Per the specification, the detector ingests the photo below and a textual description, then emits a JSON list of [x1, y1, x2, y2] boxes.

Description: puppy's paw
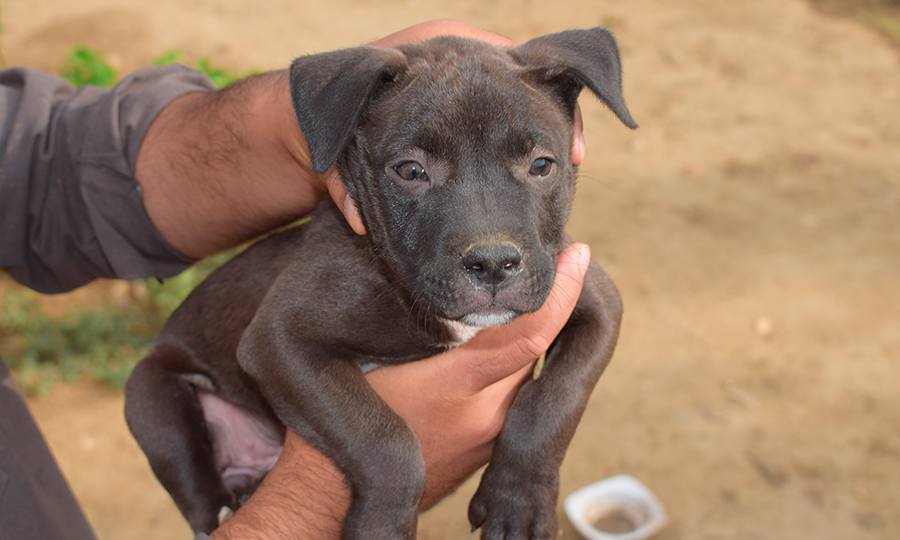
[[468, 464, 560, 540]]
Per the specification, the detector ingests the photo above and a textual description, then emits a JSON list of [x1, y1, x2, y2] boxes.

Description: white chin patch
[[460, 310, 517, 328], [441, 311, 518, 347], [442, 319, 482, 346]]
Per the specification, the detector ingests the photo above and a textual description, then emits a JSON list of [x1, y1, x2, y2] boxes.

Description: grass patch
[[1, 252, 236, 395], [62, 47, 118, 88], [1, 287, 163, 395], [153, 50, 255, 88], [60, 46, 253, 90]]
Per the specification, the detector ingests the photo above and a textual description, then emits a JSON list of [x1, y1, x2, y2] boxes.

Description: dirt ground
[[3, 0, 899, 538]]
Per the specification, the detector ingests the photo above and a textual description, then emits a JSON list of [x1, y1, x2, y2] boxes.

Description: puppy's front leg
[[238, 318, 424, 540], [468, 261, 623, 540]]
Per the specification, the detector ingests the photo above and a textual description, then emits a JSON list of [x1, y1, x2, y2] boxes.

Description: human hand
[[212, 242, 591, 539], [369, 241, 592, 508]]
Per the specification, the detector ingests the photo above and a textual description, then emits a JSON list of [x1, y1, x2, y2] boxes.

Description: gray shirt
[[0, 64, 215, 293]]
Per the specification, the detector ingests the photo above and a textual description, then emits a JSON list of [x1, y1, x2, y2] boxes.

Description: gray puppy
[[125, 27, 636, 540]]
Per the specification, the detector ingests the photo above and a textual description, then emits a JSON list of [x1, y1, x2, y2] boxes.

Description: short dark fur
[[125, 28, 635, 540]]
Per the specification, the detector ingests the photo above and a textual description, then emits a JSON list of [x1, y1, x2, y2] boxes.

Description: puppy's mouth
[[458, 306, 518, 328], [418, 252, 554, 329]]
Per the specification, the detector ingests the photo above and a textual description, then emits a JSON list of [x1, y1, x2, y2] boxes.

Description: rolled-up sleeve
[[0, 65, 216, 293]]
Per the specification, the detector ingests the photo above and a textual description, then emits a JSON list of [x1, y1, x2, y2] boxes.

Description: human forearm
[[135, 70, 326, 259]]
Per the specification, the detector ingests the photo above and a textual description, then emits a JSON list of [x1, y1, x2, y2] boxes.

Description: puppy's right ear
[[290, 47, 408, 174], [513, 28, 637, 130]]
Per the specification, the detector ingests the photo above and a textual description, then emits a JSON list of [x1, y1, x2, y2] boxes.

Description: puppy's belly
[[196, 390, 283, 493]]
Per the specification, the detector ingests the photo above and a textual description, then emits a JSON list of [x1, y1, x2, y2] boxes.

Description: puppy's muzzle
[[461, 242, 523, 291]]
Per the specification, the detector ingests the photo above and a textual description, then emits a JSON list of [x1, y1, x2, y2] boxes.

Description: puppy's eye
[[528, 158, 554, 177], [395, 161, 428, 181]]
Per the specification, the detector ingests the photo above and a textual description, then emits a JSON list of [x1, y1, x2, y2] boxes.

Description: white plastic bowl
[[564, 475, 667, 540]]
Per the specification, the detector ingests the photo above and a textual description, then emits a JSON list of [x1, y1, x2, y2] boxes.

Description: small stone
[[754, 316, 773, 336]]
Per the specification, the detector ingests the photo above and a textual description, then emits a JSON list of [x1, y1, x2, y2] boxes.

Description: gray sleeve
[[0, 65, 216, 293]]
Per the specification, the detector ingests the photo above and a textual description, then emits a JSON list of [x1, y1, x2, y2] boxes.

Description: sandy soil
[[4, 0, 899, 538]]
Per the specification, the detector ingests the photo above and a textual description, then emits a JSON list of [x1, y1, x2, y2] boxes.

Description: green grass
[[1, 288, 164, 395], [153, 50, 254, 88], [59, 46, 253, 90], [62, 47, 118, 88], [1, 252, 236, 396]]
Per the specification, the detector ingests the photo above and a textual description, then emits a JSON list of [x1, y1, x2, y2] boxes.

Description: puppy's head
[[290, 28, 635, 328]]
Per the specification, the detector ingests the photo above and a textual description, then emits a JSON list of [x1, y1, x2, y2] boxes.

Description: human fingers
[[370, 19, 516, 48]]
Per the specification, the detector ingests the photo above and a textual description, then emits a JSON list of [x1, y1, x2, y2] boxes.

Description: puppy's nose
[[461, 243, 523, 289]]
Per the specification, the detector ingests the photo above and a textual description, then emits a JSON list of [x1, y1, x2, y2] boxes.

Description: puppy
[[125, 27, 636, 540]]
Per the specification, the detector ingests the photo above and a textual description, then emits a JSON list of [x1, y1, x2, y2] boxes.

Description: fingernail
[[343, 196, 366, 235], [575, 243, 591, 274], [343, 195, 355, 219]]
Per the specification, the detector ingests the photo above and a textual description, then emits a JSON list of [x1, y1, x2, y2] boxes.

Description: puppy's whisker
[[405, 287, 433, 345], [576, 171, 620, 193], [364, 270, 421, 310], [548, 268, 582, 308]]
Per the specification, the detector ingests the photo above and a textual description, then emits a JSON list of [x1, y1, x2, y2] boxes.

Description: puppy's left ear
[[290, 46, 408, 174], [513, 28, 638, 129]]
